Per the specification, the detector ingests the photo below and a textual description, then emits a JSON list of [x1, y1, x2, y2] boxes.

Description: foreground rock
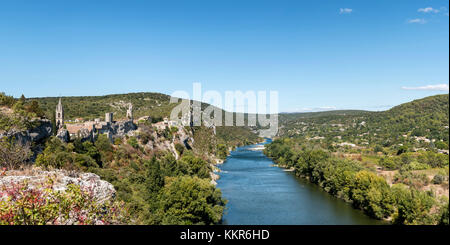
[[0, 168, 115, 203]]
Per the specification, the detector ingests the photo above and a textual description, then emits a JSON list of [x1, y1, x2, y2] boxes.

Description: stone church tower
[[56, 98, 64, 129]]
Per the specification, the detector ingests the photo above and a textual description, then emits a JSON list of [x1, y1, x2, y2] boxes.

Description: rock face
[[111, 120, 137, 137], [0, 119, 52, 146], [78, 128, 93, 142], [56, 129, 70, 143], [0, 169, 116, 203]]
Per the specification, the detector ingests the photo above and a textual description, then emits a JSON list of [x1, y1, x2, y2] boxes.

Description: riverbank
[[263, 139, 449, 225], [217, 142, 383, 225]]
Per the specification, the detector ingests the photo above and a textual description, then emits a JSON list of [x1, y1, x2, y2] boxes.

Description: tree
[[0, 137, 32, 170], [157, 176, 226, 225], [351, 171, 394, 219], [178, 153, 211, 179], [25, 101, 44, 118], [145, 157, 165, 196], [391, 184, 435, 225]]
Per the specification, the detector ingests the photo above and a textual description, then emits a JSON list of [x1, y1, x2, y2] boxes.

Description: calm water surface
[[217, 140, 383, 225]]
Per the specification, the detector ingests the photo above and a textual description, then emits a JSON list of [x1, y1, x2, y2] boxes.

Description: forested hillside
[[278, 94, 449, 150], [266, 94, 449, 225]]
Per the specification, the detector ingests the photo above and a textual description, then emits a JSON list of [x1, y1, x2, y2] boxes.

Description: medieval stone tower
[[55, 98, 64, 129], [126, 103, 133, 120]]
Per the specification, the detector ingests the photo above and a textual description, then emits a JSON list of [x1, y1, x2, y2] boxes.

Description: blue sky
[[0, 0, 448, 112]]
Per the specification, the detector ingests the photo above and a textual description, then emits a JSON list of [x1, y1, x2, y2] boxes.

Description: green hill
[[278, 94, 449, 148]]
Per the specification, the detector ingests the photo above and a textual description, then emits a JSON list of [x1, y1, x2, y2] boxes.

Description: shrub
[[439, 202, 449, 225], [114, 137, 122, 145], [435, 141, 448, 150], [174, 143, 185, 156], [127, 137, 139, 149], [74, 154, 98, 168], [0, 92, 16, 107], [432, 174, 446, 185]]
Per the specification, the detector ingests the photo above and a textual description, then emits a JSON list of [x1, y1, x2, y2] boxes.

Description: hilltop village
[[53, 98, 196, 160]]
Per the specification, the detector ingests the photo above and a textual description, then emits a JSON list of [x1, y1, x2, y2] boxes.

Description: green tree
[[157, 176, 226, 225]]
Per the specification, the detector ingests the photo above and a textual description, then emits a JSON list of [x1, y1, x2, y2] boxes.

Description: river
[[216, 140, 383, 225]]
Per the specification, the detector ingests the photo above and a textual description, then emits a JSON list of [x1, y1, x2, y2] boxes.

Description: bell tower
[[56, 98, 64, 129]]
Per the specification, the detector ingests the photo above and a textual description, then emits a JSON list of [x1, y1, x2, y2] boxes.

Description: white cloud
[[407, 18, 427, 24], [418, 7, 440, 13], [401, 84, 449, 91], [339, 8, 353, 14]]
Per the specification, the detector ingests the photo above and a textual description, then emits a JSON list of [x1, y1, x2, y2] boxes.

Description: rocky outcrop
[[78, 128, 93, 142], [29, 119, 52, 142], [0, 119, 52, 146], [112, 120, 137, 137], [56, 129, 70, 143], [0, 169, 116, 203]]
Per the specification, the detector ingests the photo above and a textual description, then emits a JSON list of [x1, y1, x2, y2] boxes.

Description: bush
[[435, 141, 448, 150], [439, 202, 449, 225], [0, 92, 16, 107], [432, 174, 446, 185], [114, 138, 122, 145], [174, 143, 185, 156], [127, 137, 139, 149], [217, 144, 228, 160], [74, 154, 98, 168], [378, 157, 398, 170]]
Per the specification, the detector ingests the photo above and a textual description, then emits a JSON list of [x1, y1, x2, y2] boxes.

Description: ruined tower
[[105, 112, 113, 124], [126, 103, 133, 121], [55, 98, 64, 129]]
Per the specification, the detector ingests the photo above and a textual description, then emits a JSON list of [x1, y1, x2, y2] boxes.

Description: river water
[[216, 140, 383, 225]]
